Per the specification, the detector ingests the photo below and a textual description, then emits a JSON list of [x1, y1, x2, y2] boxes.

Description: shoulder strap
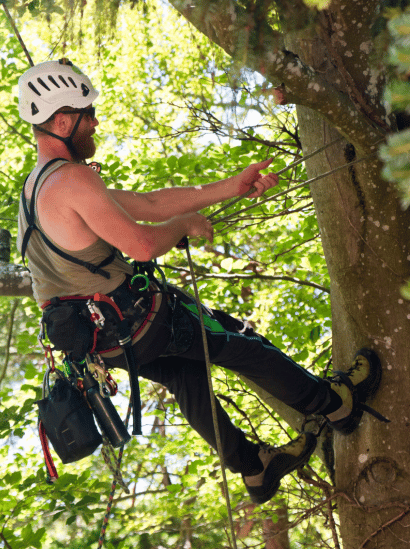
[[20, 158, 116, 279], [21, 158, 67, 265]]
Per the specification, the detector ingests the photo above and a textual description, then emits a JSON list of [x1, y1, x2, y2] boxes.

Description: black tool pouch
[[36, 372, 102, 464], [42, 303, 93, 361]]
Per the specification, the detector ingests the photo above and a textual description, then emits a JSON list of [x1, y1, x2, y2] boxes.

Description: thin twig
[[216, 393, 263, 444], [0, 112, 36, 148], [359, 507, 410, 549], [325, 487, 341, 549], [0, 532, 13, 549], [162, 265, 330, 294]]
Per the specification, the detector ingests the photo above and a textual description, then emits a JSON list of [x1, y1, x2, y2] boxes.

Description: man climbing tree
[[17, 58, 389, 505]]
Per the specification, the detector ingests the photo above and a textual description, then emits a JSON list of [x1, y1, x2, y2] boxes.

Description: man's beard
[[71, 128, 96, 162]]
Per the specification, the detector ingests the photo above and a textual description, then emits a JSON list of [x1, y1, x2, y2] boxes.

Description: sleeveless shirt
[[17, 160, 133, 305]]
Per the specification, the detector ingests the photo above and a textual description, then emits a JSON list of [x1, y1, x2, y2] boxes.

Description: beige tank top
[[17, 160, 133, 305]]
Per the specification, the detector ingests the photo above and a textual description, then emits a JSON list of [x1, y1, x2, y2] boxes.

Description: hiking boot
[[324, 347, 388, 434], [243, 432, 317, 504]]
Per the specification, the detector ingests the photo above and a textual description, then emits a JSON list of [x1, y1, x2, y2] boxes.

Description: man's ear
[[52, 113, 73, 138]]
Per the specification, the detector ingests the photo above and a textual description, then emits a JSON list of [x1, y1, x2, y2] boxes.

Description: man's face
[[71, 109, 98, 161]]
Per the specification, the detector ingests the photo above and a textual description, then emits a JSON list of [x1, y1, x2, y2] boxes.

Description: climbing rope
[[184, 241, 238, 549], [97, 400, 132, 549], [207, 136, 345, 222], [209, 143, 383, 227]]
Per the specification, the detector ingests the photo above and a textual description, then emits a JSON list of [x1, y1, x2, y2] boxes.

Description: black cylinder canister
[[83, 372, 131, 448]]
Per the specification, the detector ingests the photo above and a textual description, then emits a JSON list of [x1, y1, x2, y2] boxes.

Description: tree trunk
[[286, 34, 410, 549], [166, 1, 410, 547]]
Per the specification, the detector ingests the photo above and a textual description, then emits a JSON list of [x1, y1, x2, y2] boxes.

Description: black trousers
[[133, 287, 330, 475]]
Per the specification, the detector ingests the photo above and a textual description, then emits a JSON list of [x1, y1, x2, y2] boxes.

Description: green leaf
[[221, 258, 233, 272]]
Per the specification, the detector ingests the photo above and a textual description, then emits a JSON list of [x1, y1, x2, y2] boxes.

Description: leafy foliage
[[379, 8, 410, 299], [0, 1, 334, 548], [380, 10, 410, 207]]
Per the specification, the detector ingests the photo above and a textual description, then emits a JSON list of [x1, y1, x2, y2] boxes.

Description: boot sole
[[247, 432, 317, 504]]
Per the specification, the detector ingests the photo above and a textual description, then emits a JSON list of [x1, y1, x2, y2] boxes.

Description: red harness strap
[[41, 294, 94, 309], [41, 291, 158, 354], [39, 420, 58, 483]]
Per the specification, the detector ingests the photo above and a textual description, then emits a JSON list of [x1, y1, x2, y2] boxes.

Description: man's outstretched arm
[[61, 164, 213, 262], [109, 158, 278, 222]]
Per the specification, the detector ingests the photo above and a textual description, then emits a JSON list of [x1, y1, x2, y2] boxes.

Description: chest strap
[[20, 158, 116, 279]]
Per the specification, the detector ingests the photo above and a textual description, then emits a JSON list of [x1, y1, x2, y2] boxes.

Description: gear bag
[[36, 370, 102, 464], [42, 302, 94, 360]]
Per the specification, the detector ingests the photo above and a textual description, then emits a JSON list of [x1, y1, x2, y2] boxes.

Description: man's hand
[[181, 212, 214, 243], [235, 158, 279, 198]]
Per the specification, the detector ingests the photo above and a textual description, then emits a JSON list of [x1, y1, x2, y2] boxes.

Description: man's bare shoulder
[[41, 162, 106, 201], [53, 162, 104, 187]]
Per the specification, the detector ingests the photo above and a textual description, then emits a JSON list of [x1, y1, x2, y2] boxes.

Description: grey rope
[[210, 148, 380, 227], [97, 399, 132, 548], [185, 243, 238, 549], [207, 136, 345, 222]]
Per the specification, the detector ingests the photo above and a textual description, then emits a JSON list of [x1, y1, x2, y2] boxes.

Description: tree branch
[[0, 112, 36, 148], [0, 263, 33, 297], [168, 0, 387, 152], [161, 263, 330, 293]]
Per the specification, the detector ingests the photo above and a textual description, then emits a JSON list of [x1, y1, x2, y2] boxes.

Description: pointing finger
[[255, 158, 273, 171]]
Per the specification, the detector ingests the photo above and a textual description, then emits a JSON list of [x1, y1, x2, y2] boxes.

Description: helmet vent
[[68, 77, 77, 88], [19, 60, 99, 124], [48, 75, 60, 88], [28, 82, 41, 96], [58, 75, 69, 87], [81, 83, 90, 97], [37, 77, 50, 91]]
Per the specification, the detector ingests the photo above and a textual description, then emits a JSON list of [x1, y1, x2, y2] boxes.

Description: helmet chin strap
[[33, 112, 85, 160]]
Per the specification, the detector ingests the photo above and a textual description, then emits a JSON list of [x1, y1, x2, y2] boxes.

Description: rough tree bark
[[166, 1, 410, 548]]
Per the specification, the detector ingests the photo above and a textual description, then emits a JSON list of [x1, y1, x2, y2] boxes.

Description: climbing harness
[[20, 158, 117, 279], [39, 286, 150, 437]]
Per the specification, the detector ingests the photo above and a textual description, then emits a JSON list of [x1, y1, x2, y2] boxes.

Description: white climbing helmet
[[18, 59, 99, 124]]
